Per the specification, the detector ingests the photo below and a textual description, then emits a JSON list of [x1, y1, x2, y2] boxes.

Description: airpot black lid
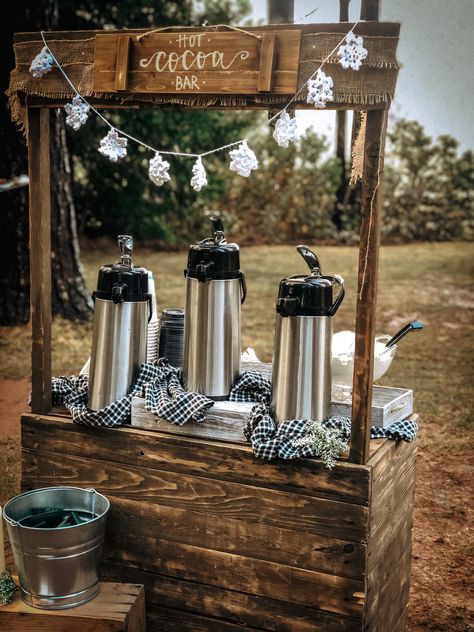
[[185, 218, 241, 281], [276, 245, 345, 317], [94, 235, 149, 303]]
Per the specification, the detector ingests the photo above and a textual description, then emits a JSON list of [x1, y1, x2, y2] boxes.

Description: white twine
[[268, 20, 361, 124], [40, 31, 247, 159], [40, 18, 360, 158]]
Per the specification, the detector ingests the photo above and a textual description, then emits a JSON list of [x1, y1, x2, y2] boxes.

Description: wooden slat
[[365, 547, 412, 631], [258, 33, 276, 91], [14, 23, 401, 43], [105, 496, 366, 579], [114, 35, 131, 91], [93, 70, 297, 95], [105, 563, 364, 632], [349, 108, 388, 464], [93, 31, 300, 95], [21, 448, 369, 541], [21, 415, 372, 505], [22, 96, 388, 111], [102, 539, 365, 617], [0, 582, 145, 632], [27, 108, 52, 414]]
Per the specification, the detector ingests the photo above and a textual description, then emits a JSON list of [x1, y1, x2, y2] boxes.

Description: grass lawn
[[0, 241, 472, 630]]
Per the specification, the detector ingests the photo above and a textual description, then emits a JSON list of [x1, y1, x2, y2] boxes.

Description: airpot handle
[[210, 217, 225, 244], [296, 245, 321, 275], [118, 235, 133, 266]]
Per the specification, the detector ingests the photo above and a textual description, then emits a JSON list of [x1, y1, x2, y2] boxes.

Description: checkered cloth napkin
[[230, 370, 418, 460], [51, 360, 214, 428]]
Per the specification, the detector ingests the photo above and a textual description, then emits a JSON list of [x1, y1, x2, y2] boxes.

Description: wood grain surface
[[93, 31, 301, 94], [22, 414, 373, 505], [27, 108, 52, 415], [0, 582, 145, 632]]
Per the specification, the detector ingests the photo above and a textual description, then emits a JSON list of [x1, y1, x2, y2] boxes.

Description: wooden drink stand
[[10, 8, 417, 632]]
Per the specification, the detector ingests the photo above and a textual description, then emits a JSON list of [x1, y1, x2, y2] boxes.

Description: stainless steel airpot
[[271, 245, 345, 423]]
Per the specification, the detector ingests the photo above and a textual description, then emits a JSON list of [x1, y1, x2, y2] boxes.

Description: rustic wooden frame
[[22, 19, 395, 466]]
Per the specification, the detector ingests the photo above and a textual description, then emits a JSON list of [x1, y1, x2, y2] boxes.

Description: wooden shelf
[[0, 581, 145, 632]]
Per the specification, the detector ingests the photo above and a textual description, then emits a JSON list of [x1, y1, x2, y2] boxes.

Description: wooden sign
[[93, 30, 301, 95]]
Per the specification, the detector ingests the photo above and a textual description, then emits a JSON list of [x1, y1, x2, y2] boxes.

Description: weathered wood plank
[[365, 546, 412, 631], [14, 23, 401, 44], [350, 108, 388, 464], [369, 439, 417, 539], [0, 582, 145, 632], [114, 35, 131, 91], [27, 108, 52, 414], [21, 415, 372, 505], [102, 538, 365, 617], [105, 495, 366, 579], [21, 448, 369, 541], [258, 32, 276, 91], [105, 563, 364, 632], [93, 30, 300, 95], [131, 399, 251, 443], [22, 96, 388, 111], [93, 69, 299, 95]]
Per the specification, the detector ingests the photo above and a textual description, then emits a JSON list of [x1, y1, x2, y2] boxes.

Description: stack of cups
[[146, 271, 159, 364], [158, 308, 184, 368]]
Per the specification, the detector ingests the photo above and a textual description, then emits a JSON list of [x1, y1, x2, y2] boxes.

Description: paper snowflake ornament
[[98, 129, 128, 162], [29, 46, 54, 78], [149, 152, 171, 187], [190, 157, 207, 191], [337, 31, 368, 71], [306, 70, 334, 109], [273, 111, 298, 148], [64, 96, 90, 131], [229, 141, 258, 177]]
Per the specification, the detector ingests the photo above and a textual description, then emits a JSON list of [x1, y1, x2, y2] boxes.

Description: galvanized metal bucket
[[3, 486, 109, 609]]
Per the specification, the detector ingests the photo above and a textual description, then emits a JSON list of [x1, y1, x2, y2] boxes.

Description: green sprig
[[293, 420, 349, 469], [0, 571, 17, 605]]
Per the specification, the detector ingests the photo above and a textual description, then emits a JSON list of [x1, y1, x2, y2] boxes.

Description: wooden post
[[349, 108, 387, 464], [27, 108, 52, 414], [360, 0, 380, 20]]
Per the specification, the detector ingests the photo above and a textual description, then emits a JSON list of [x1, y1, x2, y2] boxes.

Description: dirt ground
[[1, 242, 472, 630]]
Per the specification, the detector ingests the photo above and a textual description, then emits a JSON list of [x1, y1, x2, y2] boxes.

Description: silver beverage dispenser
[[271, 245, 345, 423], [183, 218, 246, 400], [88, 235, 151, 411]]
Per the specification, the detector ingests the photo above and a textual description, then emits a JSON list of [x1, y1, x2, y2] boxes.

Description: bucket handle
[[87, 488, 97, 517]]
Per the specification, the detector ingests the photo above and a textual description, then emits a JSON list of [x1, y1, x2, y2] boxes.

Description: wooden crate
[[21, 412, 416, 632], [0, 581, 145, 632]]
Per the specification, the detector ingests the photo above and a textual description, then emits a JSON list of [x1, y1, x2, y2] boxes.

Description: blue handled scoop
[[385, 321, 424, 349]]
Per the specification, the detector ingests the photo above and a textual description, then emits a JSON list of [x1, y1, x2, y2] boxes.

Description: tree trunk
[[50, 111, 93, 319], [268, 0, 294, 23], [0, 0, 92, 325]]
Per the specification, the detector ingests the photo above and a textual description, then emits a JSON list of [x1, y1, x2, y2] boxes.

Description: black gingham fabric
[[50, 360, 214, 428], [229, 370, 271, 404], [232, 371, 418, 460]]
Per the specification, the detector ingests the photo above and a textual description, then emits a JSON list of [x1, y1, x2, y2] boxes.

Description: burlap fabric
[[8, 28, 399, 134]]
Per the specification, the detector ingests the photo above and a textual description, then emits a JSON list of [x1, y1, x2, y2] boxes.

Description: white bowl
[[331, 331, 397, 385]]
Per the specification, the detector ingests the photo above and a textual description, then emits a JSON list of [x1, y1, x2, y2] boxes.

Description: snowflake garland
[[273, 111, 298, 148], [98, 129, 128, 162], [337, 31, 368, 71], [64, 95, 90, 131], [27, 24, 367, 194], [29, 46, 54, 78], [229, 141, 258, 177], [306, 70, 334, 109], [148, 152, 171, 187], [190, 157, 207, 191]]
